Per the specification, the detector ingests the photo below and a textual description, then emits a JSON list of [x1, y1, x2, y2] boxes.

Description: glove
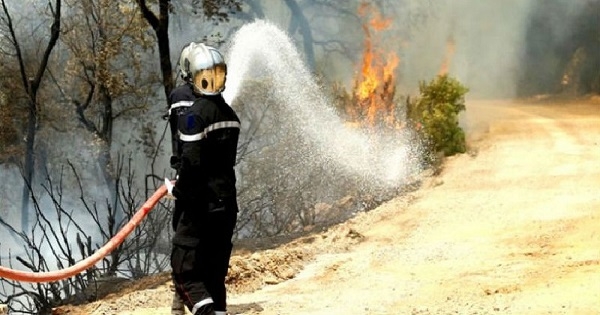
[[164, 177, 177, 200]]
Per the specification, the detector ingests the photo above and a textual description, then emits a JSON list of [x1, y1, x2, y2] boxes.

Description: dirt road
[[62, 98, 600, 315]]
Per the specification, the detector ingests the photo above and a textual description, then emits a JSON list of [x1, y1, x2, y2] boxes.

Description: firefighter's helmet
[[183, 43, 227, 95], [178, 42, 196, 81]]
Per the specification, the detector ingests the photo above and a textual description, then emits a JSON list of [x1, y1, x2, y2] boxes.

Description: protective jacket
[[171, 94, 240, 247], [167, 83, 197, 169]]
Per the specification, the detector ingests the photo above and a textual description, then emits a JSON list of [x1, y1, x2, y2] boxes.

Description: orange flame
[[438, 35, 455, 76], [353, 2, 400, 127]]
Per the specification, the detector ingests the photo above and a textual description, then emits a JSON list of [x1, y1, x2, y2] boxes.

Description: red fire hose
[[0, 185, 167, 283]]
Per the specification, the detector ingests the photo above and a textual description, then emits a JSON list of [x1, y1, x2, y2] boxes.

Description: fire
[[352, 2, 400, 128], [439, 35, 456, 76]]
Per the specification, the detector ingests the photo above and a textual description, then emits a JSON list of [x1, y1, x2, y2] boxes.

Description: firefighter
[[166, 43, 240, 315], [168, 42, 201, 172], [167, 41, 202, 315]]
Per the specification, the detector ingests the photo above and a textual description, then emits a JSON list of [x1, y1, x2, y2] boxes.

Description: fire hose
[[0, 185, 168, 283]]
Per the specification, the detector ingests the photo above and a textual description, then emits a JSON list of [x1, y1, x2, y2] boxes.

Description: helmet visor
[[193, 64, 227, 95]]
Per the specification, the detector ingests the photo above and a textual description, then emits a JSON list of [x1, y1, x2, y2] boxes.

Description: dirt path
[[223, 99, 600, 314], [60, 98, 600, 315]]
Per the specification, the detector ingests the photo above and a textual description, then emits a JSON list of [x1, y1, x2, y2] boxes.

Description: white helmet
[[179, 42, 227, 95], [178, 42, 196, 81]]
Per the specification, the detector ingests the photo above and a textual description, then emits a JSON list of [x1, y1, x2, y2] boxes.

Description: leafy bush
[[408, 74, 469, 162]]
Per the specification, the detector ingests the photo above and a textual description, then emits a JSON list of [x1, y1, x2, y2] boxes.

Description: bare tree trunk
[[136, 0, 174, 103], [19, 101, 36, 232], [1, 0, 62, 232], [283, 0, 316, 72]]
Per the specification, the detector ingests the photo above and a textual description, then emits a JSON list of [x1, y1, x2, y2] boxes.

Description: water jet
[[223, 20, 422, 189]]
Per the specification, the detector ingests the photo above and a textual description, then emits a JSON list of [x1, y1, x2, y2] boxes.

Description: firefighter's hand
[[164, 177, 176, 200]]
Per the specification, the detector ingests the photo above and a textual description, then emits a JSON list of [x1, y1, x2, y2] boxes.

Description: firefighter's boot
[[171, 286, 185, 315]]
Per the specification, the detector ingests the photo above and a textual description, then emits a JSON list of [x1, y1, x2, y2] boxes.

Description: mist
[[300, 0, 598, 99], [398, 0, 538, 98], [408, 1, 595, 98]]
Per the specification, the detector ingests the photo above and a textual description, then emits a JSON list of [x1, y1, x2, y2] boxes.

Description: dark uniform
[[167, 82, 196, 170], [167, 82, 197, 234], [167, 81, 197, 315], [170, 93, 240, 315]]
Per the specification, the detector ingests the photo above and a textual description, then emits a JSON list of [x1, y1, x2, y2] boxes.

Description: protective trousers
[[171, 203, 237, 315]]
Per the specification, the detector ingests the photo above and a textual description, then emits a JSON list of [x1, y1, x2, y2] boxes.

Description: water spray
[[224, 20, 421, 187]]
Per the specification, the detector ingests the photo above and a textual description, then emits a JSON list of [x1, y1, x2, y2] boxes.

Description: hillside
[[56, 97, 600, 315]]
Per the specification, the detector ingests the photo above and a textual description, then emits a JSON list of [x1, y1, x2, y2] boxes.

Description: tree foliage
[[191, 0, 241, 21], [58, 0, 157, 138], [0, 0, 62, 231], [408, 74, 468, 162], [0, 92, 23, 163]]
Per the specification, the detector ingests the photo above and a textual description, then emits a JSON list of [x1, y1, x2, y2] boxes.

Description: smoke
[[396, 1, 528, 98], [299, 0, 596, 99], [519, 0, 600, 95], [400, 0, 599, 98]]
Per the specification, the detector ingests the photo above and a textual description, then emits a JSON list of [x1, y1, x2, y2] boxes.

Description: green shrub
[[408, 74, 469, 162]]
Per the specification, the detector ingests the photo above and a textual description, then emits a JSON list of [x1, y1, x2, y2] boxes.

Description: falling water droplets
[[223, 20, 422, 189]]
